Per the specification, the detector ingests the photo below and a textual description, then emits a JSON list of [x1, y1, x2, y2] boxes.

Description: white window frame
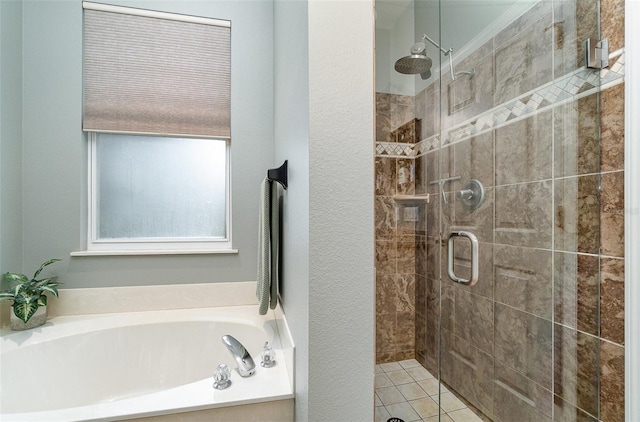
[[85, 132, 234, 255]]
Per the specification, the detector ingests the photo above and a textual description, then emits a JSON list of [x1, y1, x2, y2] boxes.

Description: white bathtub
[[0, 304, 294, 421]]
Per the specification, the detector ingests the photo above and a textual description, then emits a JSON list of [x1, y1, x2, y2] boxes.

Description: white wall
[[275, 0, 375, 420], [308, 0, 375, 420], [0, 0, 23, 276], [19, 0, 273, 288]]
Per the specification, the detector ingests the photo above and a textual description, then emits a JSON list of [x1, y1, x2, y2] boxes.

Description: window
[[81, 3, 232, 254], [88, 133, 230, 252]]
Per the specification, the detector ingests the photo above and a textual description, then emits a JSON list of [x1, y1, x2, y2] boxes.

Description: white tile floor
[[375, 360, 483, 422]]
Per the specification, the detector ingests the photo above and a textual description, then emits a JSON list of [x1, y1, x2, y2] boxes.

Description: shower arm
[[420, 34, 456, 80]]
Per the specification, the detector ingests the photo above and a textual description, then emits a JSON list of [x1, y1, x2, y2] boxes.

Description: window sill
[[70, 249, 239, 257]]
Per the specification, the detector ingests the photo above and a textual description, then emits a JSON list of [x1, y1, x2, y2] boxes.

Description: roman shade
[[82, 2, 231, 138]]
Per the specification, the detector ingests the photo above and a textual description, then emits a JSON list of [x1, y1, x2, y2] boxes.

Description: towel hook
[[267, 160, 288, 189]]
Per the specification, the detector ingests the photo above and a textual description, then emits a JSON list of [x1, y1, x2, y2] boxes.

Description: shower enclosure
[[375, 0, 622, 420]]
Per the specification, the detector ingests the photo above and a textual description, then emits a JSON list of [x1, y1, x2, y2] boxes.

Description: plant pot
[[10, 306, 47, 331]]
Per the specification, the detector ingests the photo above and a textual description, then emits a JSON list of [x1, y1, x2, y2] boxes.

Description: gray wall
[[273, 0, 310, 419], [0, 0, 24, 276], [18, 0, 273, 288]]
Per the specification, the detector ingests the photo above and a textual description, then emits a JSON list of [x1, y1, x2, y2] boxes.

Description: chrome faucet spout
[[221, 335, 256, 377]]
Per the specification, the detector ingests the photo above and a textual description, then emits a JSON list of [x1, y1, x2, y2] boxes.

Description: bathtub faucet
[[221, 335, 256, 377]]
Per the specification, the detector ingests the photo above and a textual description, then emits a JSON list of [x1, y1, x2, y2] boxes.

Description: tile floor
[[375, 359, 483, 422]]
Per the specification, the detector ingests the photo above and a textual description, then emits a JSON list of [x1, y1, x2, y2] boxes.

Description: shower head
[[394, 41, 433, 79]]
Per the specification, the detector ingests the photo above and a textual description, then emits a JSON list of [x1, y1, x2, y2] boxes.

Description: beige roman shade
[[82, 2, 231, 138]]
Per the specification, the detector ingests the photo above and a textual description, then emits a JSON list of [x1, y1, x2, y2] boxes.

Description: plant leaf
[[33, 258, 61, 280], [13, 301, 39, 323], [37, 295, 47, 307], [39, 286, 59, 297], [2, 272, 29, 284]]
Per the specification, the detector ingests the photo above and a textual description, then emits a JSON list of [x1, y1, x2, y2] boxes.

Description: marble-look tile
[[600, 257, 625, 345], [600, 170, 625, 257], [375, 239, 397, 275], [495, 110, 553, 185], [448, 335, 495, 416], [395, 274, 415, 313], [600, 340, 625, 422], [415, 309, 427, 359], [554, 94, 599, 178], [396, 311, 416, 351], [493, 362, 553, 422], [494, 244, 552, 319], [448, 408, 485, 422], [376, 92, 392, 143], [494, 303, 553, 389], [415, 154, 428, 195], [554, 175, 600, 254], [376, 314, 396, 357], [553, 0, 598, 78], [391, 94, 415, 131], [376, 372, 394, 389], [553, 395, 598, 422], [416, 236, 428, 277], [600, 0, 625, 53], [397, 235, 417, 274], [415, 83, 440, 139], [453, 131, 494, 191], [448, 42, 494, 126], [396, 158, 416, 196], [494, 12, 554, 105], [375, 157, 397, 196], [554, 252, 599, 335], [375, 196, 396, 238], [454, 289, 494, 355], [494, 181, 553, 249], [553, 324, 599, 416], [494, 1, 552, 49], [376, 273, 396, 315], [600, 83, 625, 172]]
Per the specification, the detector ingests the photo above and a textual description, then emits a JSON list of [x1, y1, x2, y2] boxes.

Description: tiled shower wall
[[375, 94, 420, 362], [374, 0, 625, 420]]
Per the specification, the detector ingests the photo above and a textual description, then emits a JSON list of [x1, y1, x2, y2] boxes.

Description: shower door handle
[[447, 231, 479, 286]]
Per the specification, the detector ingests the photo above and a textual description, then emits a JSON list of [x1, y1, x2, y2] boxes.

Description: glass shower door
[[432, 0, 604, 420]]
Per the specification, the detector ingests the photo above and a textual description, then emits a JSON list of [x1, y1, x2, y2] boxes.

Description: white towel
[[257, 178, 281, 315]]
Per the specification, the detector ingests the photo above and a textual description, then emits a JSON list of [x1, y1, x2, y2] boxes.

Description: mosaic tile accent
[[375, 50, 625, 159]]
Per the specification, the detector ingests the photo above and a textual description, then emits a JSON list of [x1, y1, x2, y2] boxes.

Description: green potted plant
[[1, 258, 61, 330]]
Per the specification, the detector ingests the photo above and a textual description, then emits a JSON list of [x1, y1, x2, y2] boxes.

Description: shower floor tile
[[375, 360, 483, 422]]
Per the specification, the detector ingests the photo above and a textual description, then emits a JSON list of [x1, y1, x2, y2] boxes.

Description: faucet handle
[[260, 341, 277, 368], [213, 363, 232, 390]]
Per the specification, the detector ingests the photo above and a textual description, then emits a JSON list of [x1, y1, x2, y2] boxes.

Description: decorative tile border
[[376, 50, 625, 159]]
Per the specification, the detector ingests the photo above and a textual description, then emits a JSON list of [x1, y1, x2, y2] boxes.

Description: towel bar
[[267, 160, 288, 189]]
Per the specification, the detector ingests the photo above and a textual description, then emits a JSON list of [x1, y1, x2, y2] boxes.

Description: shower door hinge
[[585, 37, 609, 69]]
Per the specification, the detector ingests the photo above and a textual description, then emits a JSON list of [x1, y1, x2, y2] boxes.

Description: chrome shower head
[[394, 41, 433, 78]]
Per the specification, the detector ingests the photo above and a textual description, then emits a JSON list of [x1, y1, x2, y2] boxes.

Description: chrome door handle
[[447, 231, 479, 286]]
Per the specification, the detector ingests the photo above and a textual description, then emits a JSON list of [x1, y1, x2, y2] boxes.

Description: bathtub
[[0, 304, 294, 421]]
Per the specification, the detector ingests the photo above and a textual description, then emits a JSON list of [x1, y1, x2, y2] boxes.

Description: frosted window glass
[[96, 134, 227, 240]]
